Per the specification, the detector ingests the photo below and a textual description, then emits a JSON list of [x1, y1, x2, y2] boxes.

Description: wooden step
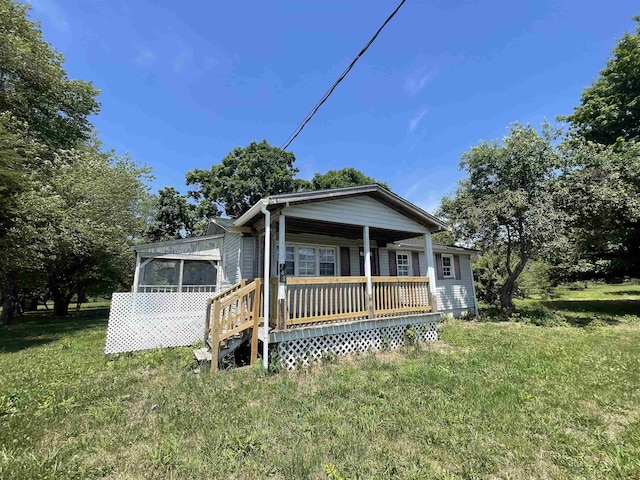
[[193, 347, 212, 362]]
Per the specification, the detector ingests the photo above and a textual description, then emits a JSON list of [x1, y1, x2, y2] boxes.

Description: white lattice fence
[[105, 292, 211, 354], [277, 320, 438, 370]]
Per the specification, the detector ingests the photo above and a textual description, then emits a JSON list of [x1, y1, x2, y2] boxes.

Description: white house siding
[[434, 253, 475, 317], [283, 196, 426, 233], [379, 247, 475, 317], [222, 232, 242, 286], [379, 248, 390, 276], [241, 236, 255, 280]]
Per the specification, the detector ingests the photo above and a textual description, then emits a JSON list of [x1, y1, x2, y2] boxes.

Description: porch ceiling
[[285, 216, 421, 245]]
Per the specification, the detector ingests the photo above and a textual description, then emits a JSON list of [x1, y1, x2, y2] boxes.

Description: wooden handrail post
[[210, 300, 221, 374], [250, 279, 261, 365], [363, 226, 374, 318]]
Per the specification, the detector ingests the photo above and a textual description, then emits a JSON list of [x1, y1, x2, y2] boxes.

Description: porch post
[[363, 225, 374, 318], [260, 204, 271, 370], [423, 231, 437, 312], [277, 214, 287, 330], [177, 259, 184, 293], [132, 252, 141, 293]]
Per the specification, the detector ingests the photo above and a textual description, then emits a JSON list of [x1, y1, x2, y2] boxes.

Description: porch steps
[[194, 330, 252, 367]]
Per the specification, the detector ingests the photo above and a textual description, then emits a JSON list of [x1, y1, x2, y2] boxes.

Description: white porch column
[[177, 259, 184, 293], [363, 225, 373, 318], [261, 205, 271, 370], [277, 214, 287, 329], [132, 252, 141, 293], [423, 231, 437, 312]]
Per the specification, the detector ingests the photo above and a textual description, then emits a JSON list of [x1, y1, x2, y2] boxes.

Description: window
[[182, 260, 217, 287], [396, 252, 410, 277], [285, 246, 295, 275], [319, 248, 336, 276], [442, 254, 454, 278], [141, 259, 179, 286], [298, 247, 316, 276], [278, 244, 338, 277]]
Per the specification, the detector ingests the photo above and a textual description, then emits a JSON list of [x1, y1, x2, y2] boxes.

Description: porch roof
[[234, 185, 449, 233]]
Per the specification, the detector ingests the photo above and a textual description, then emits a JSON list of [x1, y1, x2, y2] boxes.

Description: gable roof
[[234, 185, 448, 232]]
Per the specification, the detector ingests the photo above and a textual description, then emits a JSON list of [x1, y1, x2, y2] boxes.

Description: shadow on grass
[[0, 307, 109, 353], [478, 297, 639, 328], [541, 299, 640, 318], [601, 289, 640, 297]]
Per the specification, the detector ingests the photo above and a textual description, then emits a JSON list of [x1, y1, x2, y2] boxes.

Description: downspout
[[261, 204, 270, 370]]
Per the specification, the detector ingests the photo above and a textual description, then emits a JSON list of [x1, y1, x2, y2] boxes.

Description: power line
[[281, 0, 407, 151]]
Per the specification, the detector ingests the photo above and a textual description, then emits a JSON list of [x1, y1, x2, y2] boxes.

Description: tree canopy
[[305, 167, 389, 191], [563, 17, 640, 145], [146, 187, 198, 242], [186, 140, 298, 218], [439, 123, 565, 313], [0, 0, 100, 149], [0, 1, 150, 323]]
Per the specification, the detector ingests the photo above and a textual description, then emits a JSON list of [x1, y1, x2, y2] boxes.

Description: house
[[105, 185, 478, 370]]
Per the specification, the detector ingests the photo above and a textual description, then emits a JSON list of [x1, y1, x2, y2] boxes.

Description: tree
[[0, 117, 25, 238], [562, 17, 640, 145], [307, 167, 389, 191], [186, 140, 298, 218], [146, 187, 198, 241], [0, 0, 100, 149], [554, 139, 640, 280], [439, 123, 565, 314], [555, 18, 640, 282], [2, 145, 152, 317]]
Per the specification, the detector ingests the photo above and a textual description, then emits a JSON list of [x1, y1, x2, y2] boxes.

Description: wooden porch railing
[[282, 276, 432, 327], [206, 279, 262, 373], [286, 276, 370, 326], [372, 277, 431, 316]]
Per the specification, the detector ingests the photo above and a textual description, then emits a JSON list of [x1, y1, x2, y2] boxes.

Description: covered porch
[[256, 209, 440, 332]]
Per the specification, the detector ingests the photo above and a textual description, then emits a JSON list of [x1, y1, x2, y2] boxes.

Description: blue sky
[[27, 0, 637, 213]]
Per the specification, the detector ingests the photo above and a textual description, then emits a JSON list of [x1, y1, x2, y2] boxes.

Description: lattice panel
[[105, 292, 211, 354], [277, 321, 438, 370]]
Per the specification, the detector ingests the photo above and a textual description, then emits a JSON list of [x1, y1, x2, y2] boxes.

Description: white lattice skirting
[[274, 314, 440, 370], [105, 292, 211, 354]]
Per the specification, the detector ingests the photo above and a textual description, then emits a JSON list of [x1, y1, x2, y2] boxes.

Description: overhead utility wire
[[281, 0, 407, 151]]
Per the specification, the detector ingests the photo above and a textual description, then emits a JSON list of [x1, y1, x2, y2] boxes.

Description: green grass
[[1, 285, 639, 479]]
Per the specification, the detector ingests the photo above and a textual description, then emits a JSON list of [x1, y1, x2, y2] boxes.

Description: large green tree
[[306, 167, 389, 191], [186, 140, 298, 218], [554, 139, 640, 280], [3, 146, 151, 318], [556, 17, 640, 281], [439, 123, 565, 313], [563, 17, 640, 145], [146, 187, 198, 242], [0, 0, 100, 149]]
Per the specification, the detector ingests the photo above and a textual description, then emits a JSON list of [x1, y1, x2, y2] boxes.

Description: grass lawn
[[1, 284, 639, 479]]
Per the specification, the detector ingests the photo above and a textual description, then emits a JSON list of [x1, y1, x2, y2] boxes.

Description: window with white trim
[[396, 252, 411, 277], [442, 254, 454, 279], [279, 244, 337, 277], [318, 248, 336, 276], [298, 247, 316, 276]]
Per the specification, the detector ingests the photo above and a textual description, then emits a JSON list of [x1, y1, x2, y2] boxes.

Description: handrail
[[283, 276, 431, 327], [207, 279, 262, 373]]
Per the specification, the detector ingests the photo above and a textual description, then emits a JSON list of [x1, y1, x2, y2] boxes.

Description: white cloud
[[403, 70, 435, 97], [408, 107, 428, 134], [133, 45, 158, 68], [172, 46, 194, 73]]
